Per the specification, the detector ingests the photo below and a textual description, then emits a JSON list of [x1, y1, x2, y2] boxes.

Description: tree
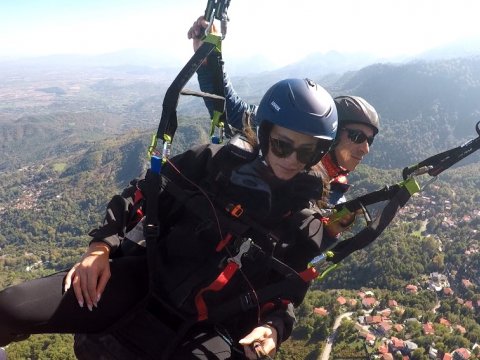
[[411, 348, 428, 360]]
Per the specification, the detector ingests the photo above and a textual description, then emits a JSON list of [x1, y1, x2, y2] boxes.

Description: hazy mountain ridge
[[3, 34, 480, 76], [2, 56, 480, 174]]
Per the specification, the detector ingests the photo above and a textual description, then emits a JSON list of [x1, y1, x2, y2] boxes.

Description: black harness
[[134, 142, 325, 359], [141, 143, 318, 313]]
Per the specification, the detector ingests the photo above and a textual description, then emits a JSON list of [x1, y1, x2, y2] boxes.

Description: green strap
[[308, 251, 340, 282], [209, 111, 224, 137], [203, 33, 222, 52], [400, 177, 421, 195], [328, 206, 352, 224], [317, 263, 340, 281], [148, 133, 171, 159]]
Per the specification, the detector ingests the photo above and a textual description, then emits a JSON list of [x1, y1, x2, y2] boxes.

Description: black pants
[[74, 317, 241, 360], [0, 256, 244, 359], [0, 256, 149, 344]]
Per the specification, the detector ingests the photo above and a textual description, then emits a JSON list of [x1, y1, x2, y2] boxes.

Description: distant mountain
[[3, 33, 480, 78], [0, 48, 182, 70], [415, 36, 480, 62], [220, 51, 382, 101], [2, 52, 480, 174], [270, 50, 380, 79], [0, 112, 128, 171]]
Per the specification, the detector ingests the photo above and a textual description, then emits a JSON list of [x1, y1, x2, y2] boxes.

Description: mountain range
[[2, 47, 480, 174]]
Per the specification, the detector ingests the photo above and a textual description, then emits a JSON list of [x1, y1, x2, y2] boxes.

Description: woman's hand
[[239, 325, 278, 359], [187, 16, 218, 52], [64, 242, 111, 311]]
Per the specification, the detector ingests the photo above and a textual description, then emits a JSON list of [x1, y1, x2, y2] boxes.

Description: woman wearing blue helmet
[[189, 17, 379, 208], [0, 78, 338, 359]]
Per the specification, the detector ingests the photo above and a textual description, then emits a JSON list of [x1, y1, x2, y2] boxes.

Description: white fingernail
[[78, 300, 84, 308]]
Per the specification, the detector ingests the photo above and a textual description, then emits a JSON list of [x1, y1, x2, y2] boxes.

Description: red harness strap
[[195, 234, 248, 321], [215, 233, 233, 252], [133, 188, 145, 218], [195, 261, 240, 321], [260, 299, 291, 316], [298, 267, 319, 282]]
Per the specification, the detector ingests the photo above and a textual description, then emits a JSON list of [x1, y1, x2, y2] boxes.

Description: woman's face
[[265, 125, 318, 181], [334, 123, 375, 171]]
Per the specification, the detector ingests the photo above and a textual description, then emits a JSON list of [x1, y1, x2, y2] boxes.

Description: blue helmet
[[256, 78, 338, 166]]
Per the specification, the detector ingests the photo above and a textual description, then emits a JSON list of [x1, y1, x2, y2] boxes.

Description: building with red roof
[[336, 296, 346, 305], [405, 284, 418, 293], [313, 307, 329, 316], [423, 322, 435, 335]]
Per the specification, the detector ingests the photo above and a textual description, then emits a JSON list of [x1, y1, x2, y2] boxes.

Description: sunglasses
[[269, 136, 324, 164], [342, 128, 375, 146]]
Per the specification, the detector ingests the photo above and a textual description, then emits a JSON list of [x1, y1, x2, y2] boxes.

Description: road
[[318, 312, 353, 360]]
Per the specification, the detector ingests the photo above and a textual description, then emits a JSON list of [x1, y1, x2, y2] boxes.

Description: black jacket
[[89, 143, 330, 345]]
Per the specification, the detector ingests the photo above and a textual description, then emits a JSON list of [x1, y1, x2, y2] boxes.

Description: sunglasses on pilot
[[269, 136, 328, 164], [342, 128, 375, 146]]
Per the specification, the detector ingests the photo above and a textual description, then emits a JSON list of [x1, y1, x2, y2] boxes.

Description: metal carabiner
[[409, 165, 433, 177], [228, 238, 252, 268]]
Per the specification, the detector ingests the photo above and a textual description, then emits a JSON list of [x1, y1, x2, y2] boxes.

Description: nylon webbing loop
[[195, 262, 239, 321], [156, 40, 218, 146], [329, 183, 413, 264], [151, 2, 231, 158]]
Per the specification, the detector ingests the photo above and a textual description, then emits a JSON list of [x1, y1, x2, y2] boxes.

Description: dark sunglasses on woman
[[269, 136, 329, 164], [342, 128, 375, 146]]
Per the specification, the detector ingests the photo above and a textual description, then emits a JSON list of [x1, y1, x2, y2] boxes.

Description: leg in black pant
[[0, 256, 148, 346]]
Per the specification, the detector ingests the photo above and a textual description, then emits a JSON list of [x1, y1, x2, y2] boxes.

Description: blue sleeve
[[196, 54, 258, 131], [328, 182, 350, 205], [196, 57, 218, 118], [222, 72, 258, 130]]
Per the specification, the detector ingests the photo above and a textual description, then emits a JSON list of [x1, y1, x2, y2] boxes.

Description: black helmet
[[256, 78, 338, 167], [334, 95, 379, 135]]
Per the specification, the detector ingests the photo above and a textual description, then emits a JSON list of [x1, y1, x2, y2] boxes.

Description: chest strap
[[195, 238, 253, 321]]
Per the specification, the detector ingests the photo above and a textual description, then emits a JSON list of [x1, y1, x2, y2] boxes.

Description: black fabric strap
[[329, 184, 412, 264], [334, 184, 401, 212], [157, 41, 218, 141]]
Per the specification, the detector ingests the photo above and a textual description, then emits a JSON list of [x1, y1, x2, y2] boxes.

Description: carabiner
[[228, 238, 252, 268]]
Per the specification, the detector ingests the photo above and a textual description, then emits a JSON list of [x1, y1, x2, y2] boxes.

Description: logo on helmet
[[270, 101, 281, 112]]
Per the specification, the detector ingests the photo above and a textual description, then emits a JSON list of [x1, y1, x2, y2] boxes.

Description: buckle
[[144, 223, 160, 239], [226, 203, 243, 218], [228, 238, 252, 268]]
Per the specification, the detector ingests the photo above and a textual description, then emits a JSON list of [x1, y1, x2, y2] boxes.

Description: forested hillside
[[319, 163, 480, 290], [0, 120, 210, 287]]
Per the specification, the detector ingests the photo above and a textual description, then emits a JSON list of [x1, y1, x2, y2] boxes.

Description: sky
[[1, 0, 480, 67]]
